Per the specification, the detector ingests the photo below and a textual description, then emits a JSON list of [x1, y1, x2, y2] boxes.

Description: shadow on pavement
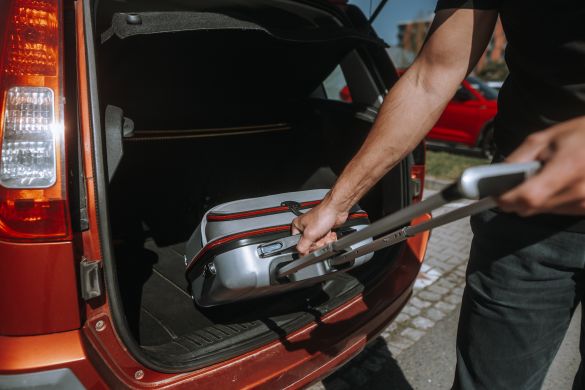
[[322, 337, 413, 390]]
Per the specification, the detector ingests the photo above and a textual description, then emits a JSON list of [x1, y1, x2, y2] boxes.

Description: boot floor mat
[[115, 237, 366, 354]]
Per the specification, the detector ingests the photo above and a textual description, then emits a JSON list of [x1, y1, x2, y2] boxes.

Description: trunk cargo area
[[107, 105, 403, 370], [93, 0, 406, 371]]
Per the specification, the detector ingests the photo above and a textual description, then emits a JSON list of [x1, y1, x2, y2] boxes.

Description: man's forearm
[[327, 65, 459, 212]]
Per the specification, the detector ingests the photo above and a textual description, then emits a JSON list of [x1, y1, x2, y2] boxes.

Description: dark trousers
[[454, 209, 585, 390]]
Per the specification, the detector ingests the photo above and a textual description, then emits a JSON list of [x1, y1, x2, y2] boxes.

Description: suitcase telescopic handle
[[277, 161, 541, 278], [442, 161, 542, 201]]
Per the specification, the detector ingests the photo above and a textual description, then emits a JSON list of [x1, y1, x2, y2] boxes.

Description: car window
[[323, 65, 351, 102], [466, 76, 499, 100]]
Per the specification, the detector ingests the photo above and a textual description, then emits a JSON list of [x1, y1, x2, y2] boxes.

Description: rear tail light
[[410, 164, 425, 203], [410, 141, 426, 203], [0, 0, 69, 241]]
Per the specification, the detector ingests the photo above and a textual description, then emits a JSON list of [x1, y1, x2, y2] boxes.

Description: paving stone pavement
[[308, 191, 474, 390]]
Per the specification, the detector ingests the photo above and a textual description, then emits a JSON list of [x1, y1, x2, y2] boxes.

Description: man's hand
[[498, 116, 585, 216], [291, 195, 348, 256]]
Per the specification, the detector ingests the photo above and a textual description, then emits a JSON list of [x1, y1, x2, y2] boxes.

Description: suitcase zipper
[[206, 200, 322, 222]]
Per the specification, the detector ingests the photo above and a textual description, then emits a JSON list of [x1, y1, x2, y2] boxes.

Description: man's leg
[[453, 210, 585, 390]]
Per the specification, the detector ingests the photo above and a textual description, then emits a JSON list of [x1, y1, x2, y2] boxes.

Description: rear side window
[[323, 66, 351, 102]]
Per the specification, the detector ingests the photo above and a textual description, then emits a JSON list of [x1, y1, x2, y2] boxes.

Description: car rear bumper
[[0, 330, 107, 389]]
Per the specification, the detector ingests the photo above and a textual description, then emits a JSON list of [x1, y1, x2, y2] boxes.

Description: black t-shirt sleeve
[[436, 0, 500, 11]]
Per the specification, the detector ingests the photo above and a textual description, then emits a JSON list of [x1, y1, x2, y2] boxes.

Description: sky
[[349, 0, 437, 46]]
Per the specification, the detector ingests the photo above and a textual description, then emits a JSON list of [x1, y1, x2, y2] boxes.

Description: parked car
[[339, 75, 498, 158], [0, 0, 429, 389], [429, 76, 498, 158]]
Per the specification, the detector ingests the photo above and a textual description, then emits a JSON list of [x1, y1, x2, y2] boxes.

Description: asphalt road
[[365, 306, 581, 390]]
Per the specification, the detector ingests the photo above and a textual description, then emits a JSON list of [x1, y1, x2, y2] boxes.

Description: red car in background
[[429, 76, 498, 158], [340, 75, 499, 158]]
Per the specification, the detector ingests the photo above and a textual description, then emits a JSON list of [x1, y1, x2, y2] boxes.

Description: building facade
[[392, 16, 507, 78]]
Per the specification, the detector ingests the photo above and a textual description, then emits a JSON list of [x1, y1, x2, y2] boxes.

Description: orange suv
[[0, 0, 429, 388]]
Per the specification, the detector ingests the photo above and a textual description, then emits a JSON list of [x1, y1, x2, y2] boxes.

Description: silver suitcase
[[185, 189, 374, 307]]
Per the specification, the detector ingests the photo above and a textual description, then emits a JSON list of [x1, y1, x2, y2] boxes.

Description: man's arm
[[292, 9, 499, 254]]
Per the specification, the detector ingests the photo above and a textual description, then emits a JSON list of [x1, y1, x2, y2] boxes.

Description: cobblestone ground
[[308, 192, 474, 390]]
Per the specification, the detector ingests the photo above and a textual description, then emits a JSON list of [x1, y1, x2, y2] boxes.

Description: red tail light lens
[[410, 141, 426, 203], [410, 164, 425, 203], [0, 0, 69, 241], [0, 199, 67, 239]]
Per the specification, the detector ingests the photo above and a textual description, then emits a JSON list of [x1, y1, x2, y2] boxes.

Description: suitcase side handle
[[258, 234, 301, 258]]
